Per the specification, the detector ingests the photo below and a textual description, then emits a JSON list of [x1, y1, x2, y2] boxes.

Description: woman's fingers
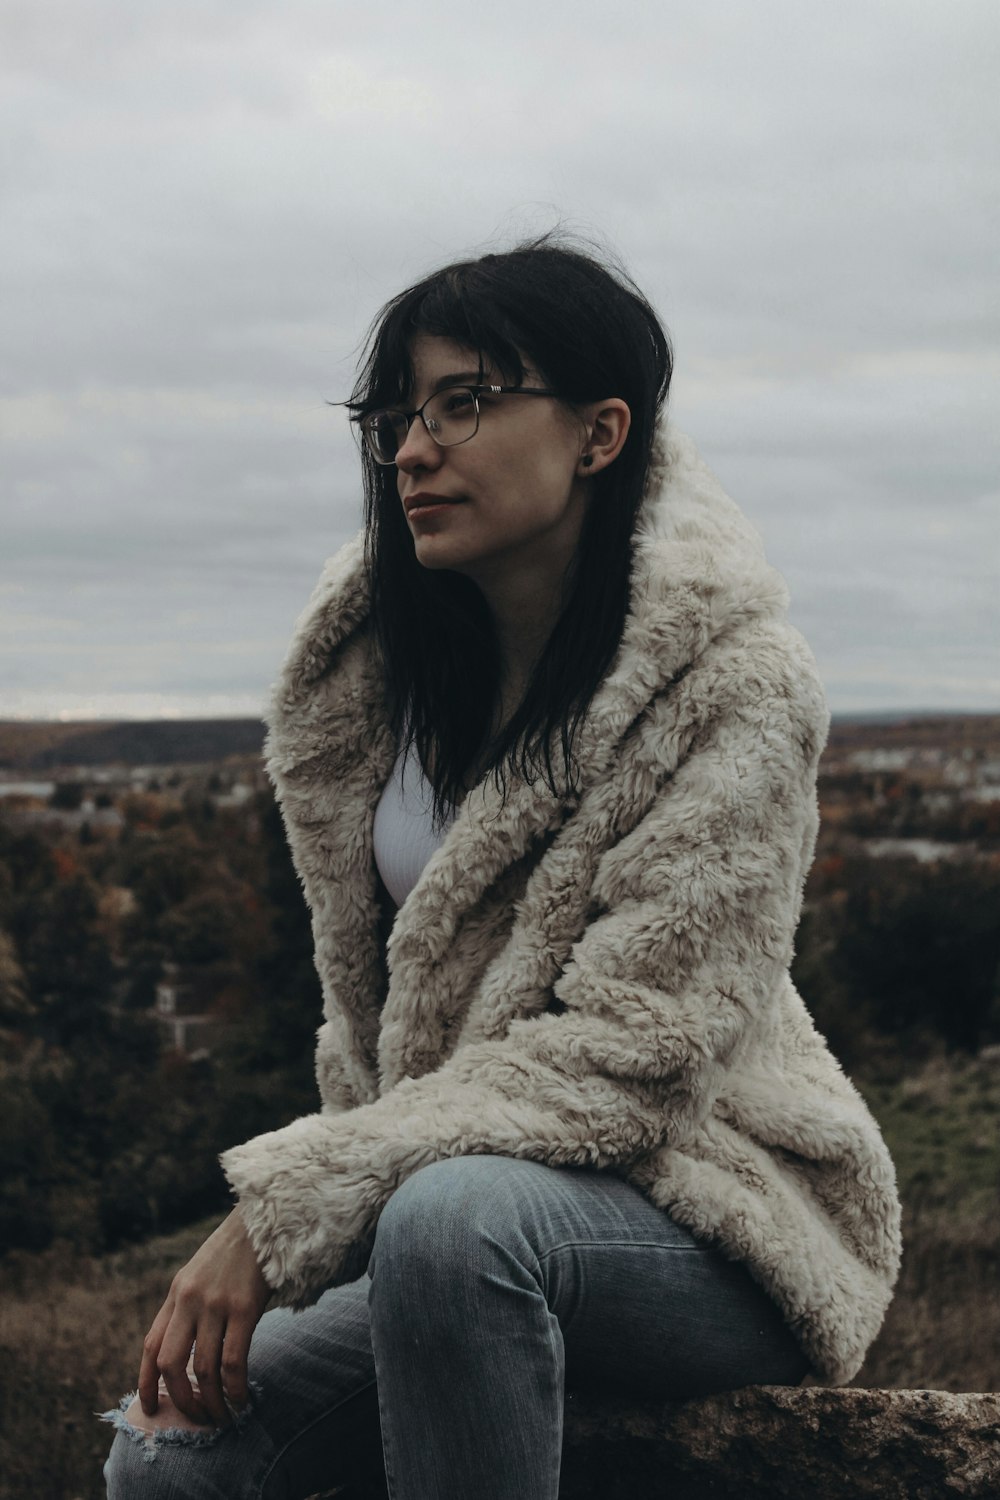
[[137, 1299, 243, 1428], [219, 1307, 256, 1412], [138, 1297, 173, 1416], [187, 1311, 230, 1427], [156, 1304, 209, 1425]]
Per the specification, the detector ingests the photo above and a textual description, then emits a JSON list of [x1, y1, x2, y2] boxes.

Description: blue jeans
[[103, 1155, 808, 1499]]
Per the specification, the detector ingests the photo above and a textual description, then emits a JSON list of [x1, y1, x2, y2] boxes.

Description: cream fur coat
[[222, 428, 902, 1386]]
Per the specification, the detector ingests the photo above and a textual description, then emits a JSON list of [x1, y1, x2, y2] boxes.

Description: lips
[[404, 493, 465, 517]]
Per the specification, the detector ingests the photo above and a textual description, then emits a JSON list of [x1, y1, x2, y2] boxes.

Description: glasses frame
[[358, 383, 562, 466]]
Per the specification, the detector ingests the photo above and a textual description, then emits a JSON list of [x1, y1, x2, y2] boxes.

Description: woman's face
[[392, 335, 591, 592]]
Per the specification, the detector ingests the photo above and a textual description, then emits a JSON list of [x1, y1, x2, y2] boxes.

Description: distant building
[[154, 961, 226, 1056], [847, 749, 913, 772]]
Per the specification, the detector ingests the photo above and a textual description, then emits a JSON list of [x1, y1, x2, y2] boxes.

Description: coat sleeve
[[221, 659, 828, 1306]]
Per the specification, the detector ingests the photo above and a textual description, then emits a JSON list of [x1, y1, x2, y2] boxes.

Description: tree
[[17, 875, 113, 1046], [832, 858, 1000, 1051], [49, 782, 84, 811], [0, 929, 35, 1027]]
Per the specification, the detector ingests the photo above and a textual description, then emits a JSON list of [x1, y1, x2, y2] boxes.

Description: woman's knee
[[101, 1396, 250, 1500], [368, 1156, 551, 1340], [103, 1419, 184, 1499], [372, 1155, 533, 1267]]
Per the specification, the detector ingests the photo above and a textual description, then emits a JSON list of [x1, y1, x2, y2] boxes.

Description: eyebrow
[[429, 370, 484, 395], [400, 370, 488, 407]]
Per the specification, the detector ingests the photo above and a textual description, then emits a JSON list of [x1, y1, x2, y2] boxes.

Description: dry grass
[[856, 1204, 999, 1392], [1, 1053, 997, 1499], [0, 1218, 225, 1500], [855, 1051, 1000, 1393]]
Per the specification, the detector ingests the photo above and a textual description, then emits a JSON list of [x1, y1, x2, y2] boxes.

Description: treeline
[[793, 851, 1000, 1067], [0, 785, 320, 1257], [2, 770, 1000, 1262]]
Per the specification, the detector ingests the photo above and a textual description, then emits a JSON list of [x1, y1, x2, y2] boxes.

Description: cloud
[[2, 0, 997, 716]]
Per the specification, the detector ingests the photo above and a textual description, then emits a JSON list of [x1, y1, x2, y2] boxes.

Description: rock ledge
[[559, 1385, 1000, 1499]]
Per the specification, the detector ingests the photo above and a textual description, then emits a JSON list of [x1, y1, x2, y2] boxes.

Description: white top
[[373, 740, 458, 908]]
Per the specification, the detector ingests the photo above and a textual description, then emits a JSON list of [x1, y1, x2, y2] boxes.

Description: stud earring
[[581, 455, 594, 468]]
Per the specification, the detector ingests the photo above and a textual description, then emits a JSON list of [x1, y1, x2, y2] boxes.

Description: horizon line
[[2, 707, 998, 727]]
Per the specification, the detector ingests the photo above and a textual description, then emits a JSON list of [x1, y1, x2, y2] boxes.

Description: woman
[[104, 238, 901, 1499]]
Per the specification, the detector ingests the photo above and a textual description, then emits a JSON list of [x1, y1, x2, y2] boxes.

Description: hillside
[[0, 719, 266, 770], [1, 711, 998, 773]]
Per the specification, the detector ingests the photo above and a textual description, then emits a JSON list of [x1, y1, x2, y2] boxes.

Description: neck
[[476, 564, 567, 724], [453, 491, 588, 748]]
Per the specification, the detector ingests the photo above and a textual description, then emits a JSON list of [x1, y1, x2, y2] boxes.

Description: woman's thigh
[[529, 1163, 810, 1396], [375, 1155, 809, 1398], [103, 1277, 382, 1500]]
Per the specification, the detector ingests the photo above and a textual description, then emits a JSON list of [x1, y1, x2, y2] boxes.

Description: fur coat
[[222, 427, 902, 1386]]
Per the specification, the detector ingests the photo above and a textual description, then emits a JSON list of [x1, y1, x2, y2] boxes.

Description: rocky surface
[[559, 1385, 1000, 1499]]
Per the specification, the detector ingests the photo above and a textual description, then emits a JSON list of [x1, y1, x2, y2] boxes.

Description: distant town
[[2, 711, 998, 862]]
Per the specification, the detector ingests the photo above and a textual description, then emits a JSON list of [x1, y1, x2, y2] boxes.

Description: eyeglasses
[[358, 384, 561, 466]]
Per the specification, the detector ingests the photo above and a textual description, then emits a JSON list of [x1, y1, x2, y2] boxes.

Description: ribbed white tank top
[[373, 739, 458, 909]]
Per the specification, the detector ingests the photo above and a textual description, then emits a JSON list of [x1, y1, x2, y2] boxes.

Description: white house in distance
[[154, 961, 225, 1057]]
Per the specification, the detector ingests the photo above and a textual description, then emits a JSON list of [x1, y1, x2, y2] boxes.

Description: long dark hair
[[348, 234, 672, 820]]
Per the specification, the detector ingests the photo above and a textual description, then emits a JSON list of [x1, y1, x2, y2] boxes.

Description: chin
[[412, 539, 478, 574]]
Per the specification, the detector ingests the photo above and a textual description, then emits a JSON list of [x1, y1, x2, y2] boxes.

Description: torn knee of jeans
[[100, 1383, 259, 1463]]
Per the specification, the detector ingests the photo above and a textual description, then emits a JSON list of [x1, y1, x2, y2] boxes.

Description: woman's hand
[[138, 1206, 270, 1427]]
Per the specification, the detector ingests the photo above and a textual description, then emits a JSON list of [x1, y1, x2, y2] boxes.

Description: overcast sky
[[3, 0, 997, 721]]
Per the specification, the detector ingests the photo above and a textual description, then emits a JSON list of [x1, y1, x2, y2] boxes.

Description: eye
[[369, 411, 398, 433], [439, 388, 476, 415], [361, 410, 408, 463]]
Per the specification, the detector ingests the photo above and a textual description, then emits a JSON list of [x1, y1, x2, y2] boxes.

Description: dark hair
[[348, 234, 672, 821]]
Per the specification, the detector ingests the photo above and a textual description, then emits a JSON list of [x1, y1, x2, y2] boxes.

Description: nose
[[394, 413, 443, 476]]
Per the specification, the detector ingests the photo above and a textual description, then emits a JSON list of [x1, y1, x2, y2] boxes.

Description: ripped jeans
[[102, 1155, 809, 1499]]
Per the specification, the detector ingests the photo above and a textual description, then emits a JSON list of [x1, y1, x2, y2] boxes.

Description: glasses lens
[[363, 411, 406, 465], [423, 388, 478, 447]]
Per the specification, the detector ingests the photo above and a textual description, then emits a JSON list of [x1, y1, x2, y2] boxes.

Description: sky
[[2, 0, 998, 721]]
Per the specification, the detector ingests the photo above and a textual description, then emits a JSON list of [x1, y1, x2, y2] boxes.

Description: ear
[[577, 398, 631, 476]]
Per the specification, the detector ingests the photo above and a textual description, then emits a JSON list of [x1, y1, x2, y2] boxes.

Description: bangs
[[349, 265, 531, 417]]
